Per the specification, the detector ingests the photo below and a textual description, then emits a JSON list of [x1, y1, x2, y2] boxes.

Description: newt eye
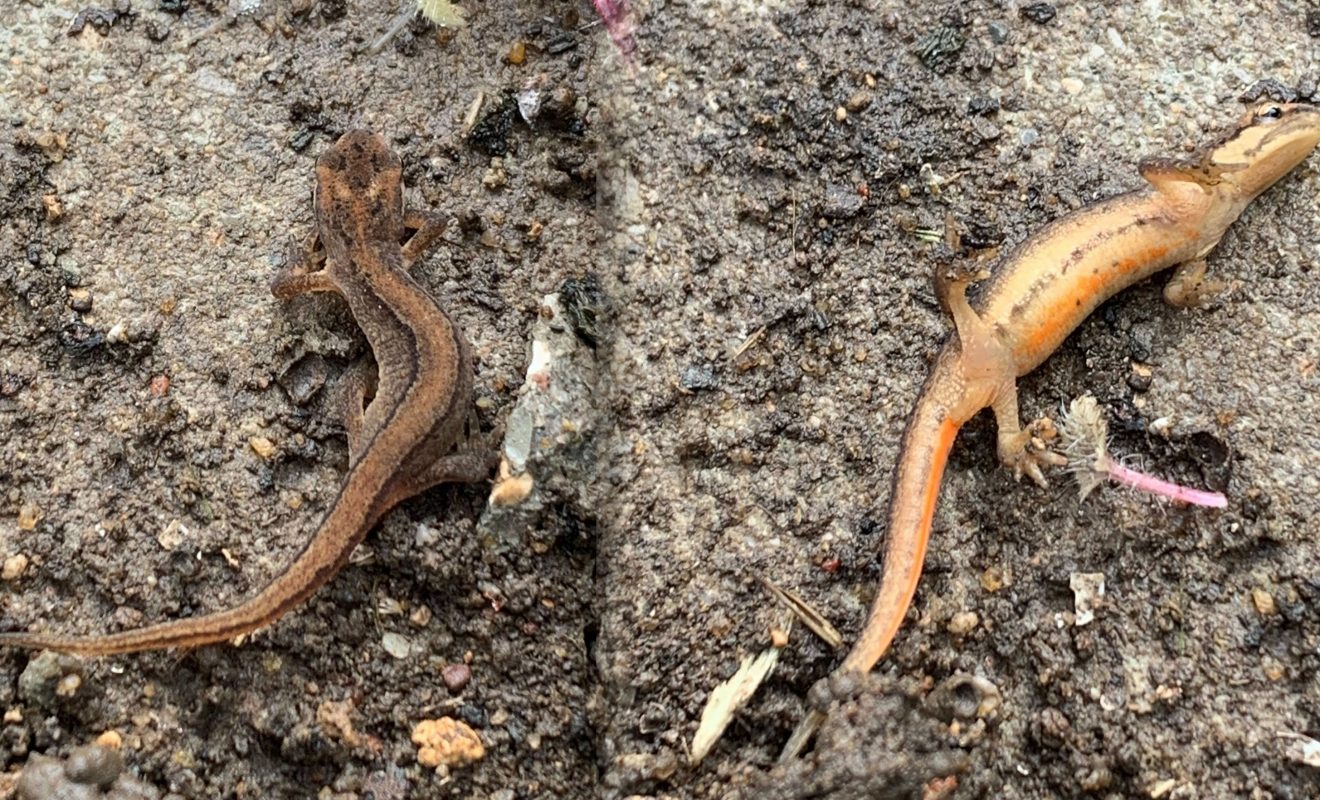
[[1258, 105, 1284, 121]]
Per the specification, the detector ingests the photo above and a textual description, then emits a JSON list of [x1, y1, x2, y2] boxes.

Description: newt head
[[1207, 101, 1320, 199], [313, 130, 405, 256]]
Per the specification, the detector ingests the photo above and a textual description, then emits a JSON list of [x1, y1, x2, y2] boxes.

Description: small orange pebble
[[248, 436, 277, 460], [506, 41, 526, 64], [17, 502, 41, 531], [149, 374, 171, 397], [1, 555, 28, 582], [980, 565, 1008, 592], [412, 717, 484, 769], [42, 194, 63, 222]]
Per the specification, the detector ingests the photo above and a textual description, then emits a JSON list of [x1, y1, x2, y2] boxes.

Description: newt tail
[[840, 351, 962, 675], [0, 475, 393, 655]]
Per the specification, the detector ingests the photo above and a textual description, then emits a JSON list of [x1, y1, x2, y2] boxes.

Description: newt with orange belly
[[783, 100, 1320, 757]]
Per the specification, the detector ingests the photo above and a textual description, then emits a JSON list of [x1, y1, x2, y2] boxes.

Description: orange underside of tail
[[840, 415, 959, 675]]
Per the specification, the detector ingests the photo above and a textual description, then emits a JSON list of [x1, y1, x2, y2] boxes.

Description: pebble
[[17, 501, 41, 530], [946, 611, 979, 636], [1251, 588, 1277, 616], [156, 520, 185, 551], [248, 436, 277, 460], [1127, 363, 1153, 393], [1060, 77, 1084, 95], [822, 183, 864, 219], [1020, 2, 1057, 24], [979, 565, 1008, 592], [64, 744, 123, 789], [987, 21, 1008, 44], [2, 554, 29, 581], [441, 663, 471, 693], [679, 363, 718, 392], [42, 194, 63, 222], [18, 653, 70, 706], [55, 674, 82, 698], [381, 632, 413, 659], [1070, 572, 1105, 626], [968, 94, 1000, 116], [1037, 707, 1071, 748], [482, 162, 508, 189], [844, 90, 873, 112]]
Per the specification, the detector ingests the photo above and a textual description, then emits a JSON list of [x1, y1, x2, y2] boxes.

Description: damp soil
[[3, 1, 1320, 798]]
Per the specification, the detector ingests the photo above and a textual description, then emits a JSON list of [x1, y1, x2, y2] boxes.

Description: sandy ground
[[2, 0, 1319, 798]]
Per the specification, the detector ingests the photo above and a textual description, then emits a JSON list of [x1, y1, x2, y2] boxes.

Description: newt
[[783, 101, 1320, 758], [0, 131, 494, 655]]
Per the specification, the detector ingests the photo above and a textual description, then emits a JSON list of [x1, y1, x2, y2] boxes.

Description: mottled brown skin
[[0, 132, 494, 655], [783, 102, 1320, 759]]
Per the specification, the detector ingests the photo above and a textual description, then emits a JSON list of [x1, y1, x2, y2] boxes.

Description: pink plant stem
[[1105, 459, 1227, 508], [592, 0, 637, 64]]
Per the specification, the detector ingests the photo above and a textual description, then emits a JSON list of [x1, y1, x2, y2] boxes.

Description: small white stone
[[1070, 572, 1105, 626], [381, 633, 413, 659], [157, 519, 186, 551], [1061, 77, 1085, 95]]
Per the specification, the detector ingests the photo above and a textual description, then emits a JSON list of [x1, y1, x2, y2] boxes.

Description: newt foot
[[1163, 257, 1227, 308], [998, 417, 1067, 488]]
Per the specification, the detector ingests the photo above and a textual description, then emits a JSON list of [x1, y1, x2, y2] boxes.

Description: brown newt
[[0, 131, 494, 655]]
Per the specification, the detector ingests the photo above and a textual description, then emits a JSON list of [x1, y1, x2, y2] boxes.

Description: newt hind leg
[[989, 388, 1067, 487], [380, 451, 499, 510], [340, 358, 380, 463], [271, 232, 338, 299], [940, 254, 1065, 487], [1163, 257, 1227, 308]]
